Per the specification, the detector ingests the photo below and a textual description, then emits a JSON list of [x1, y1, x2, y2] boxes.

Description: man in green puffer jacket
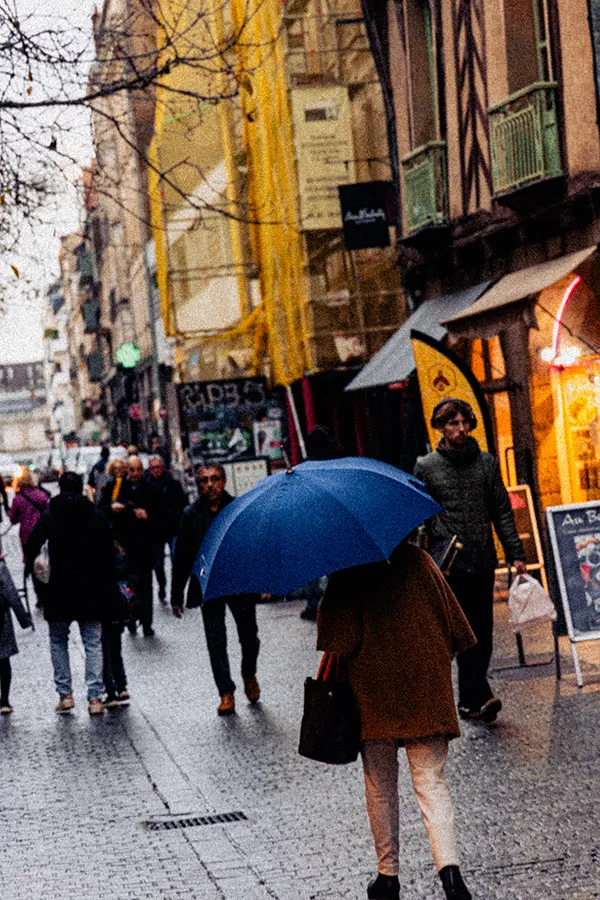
[[414, 397, 527, 724]]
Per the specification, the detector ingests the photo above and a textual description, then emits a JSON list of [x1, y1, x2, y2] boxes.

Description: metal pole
[[286, 385, 307, 459]]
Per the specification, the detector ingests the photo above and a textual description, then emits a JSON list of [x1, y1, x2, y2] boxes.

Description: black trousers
[[0, 657, 11, 705], [102, 623, 127, 698], [130, 563, 154, 631], [447, 567, 497, 713], [201, 596, 260, 697]]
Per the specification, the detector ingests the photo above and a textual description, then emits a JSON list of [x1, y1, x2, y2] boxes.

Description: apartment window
[[504, 0, 552, 94], [405, 0, 439, 148]]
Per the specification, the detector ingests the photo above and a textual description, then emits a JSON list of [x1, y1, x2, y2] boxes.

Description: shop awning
[[442, 246, 597, 335], [345, 281, 491, 391]]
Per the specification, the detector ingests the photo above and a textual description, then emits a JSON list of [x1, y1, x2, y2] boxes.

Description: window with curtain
[[504, 0, 552, 95], [405, 0, 438, 148]]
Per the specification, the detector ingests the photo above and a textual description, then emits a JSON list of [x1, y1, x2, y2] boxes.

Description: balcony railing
[[488, 82, 562, 195], [400, 141, 448, 235]]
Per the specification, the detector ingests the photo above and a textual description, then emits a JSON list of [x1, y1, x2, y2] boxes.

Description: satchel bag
[[298, 652, 361, 765], [508, 573, 557, 631], [33, 543, 51, 585]]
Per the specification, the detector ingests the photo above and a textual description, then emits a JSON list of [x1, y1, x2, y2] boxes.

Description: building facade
[[355, 0, 600, 510], [0, 362, 47, 453]]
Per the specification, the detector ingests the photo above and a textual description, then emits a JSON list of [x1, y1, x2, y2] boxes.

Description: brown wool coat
[[316, 543, 476, 742]]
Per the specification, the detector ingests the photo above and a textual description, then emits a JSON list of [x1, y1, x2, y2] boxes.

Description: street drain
[[144, 811, 248, 832]]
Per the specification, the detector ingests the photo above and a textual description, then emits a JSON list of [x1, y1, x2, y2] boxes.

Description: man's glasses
[[446, 418, 469, 427], [199, 475, 223, 484]]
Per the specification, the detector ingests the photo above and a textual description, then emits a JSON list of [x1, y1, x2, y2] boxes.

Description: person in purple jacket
[[9, 468, 50, 605]]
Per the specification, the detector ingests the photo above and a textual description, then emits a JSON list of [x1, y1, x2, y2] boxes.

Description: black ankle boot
[[439, 865, 471, 899], [366, 873, 400, 899]]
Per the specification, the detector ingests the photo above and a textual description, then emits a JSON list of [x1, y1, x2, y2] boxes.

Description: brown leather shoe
[[217, 693, 235, 715], [243, 676, 261, 703]]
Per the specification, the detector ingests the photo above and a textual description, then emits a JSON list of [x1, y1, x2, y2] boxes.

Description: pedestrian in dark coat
[[171, 463, 261, 716], [106, 456, 159, 636], [413, 397, 527, 723], [0, 560, 32, 713], [317, 542, 475, 900], [145, 455, 187, 603], [25, 471, 116, 715]]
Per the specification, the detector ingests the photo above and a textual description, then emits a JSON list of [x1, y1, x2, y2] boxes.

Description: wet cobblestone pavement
[[2, 526, 600, 899]]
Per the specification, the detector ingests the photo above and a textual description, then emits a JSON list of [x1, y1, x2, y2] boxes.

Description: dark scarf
[[436, 436, 481, 468]]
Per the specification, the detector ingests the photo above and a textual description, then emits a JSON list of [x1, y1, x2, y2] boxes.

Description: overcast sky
[[0, 0, 97, 364]]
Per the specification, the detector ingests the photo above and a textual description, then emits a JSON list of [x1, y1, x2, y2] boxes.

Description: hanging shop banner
[[177, 377, 286, 466], [291, 86, 356, 230], [338, 181, 394, 250], [410, 329, 494, 452], [546, 500, 600, 686]]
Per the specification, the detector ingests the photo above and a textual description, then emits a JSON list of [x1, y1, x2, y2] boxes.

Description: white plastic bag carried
[[33, 543, 51, 585], [508, 574, 556, 631]]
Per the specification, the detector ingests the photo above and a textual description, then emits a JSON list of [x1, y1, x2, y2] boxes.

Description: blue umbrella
[[195, 456, 442, 601]]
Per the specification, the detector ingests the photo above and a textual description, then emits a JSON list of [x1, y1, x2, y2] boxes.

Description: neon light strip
[[552, 275, 581, 358]]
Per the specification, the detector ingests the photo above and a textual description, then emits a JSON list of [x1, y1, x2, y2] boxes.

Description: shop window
[[504, 0, 552, 94]]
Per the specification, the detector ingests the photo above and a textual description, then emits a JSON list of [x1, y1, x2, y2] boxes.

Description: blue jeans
[[48, 620, 104, 702]]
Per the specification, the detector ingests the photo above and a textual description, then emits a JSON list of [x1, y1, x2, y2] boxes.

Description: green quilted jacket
[[413, 438, 525, 573]]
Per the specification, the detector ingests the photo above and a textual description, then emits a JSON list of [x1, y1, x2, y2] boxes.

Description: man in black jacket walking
[[145, 455, 187, 603], [414, 398, 527, 725], [109, 456, 159, 636], [170, 463, 260, 716], [25, 471, 116, 715]]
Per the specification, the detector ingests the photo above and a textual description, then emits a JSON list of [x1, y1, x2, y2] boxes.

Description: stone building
[[350, 0, 600, 510]]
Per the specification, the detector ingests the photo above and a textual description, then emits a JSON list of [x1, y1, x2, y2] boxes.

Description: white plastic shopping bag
[[508, 574, 557, 631]]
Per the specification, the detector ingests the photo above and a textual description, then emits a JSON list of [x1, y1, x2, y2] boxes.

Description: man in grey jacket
[[414, 397, 527, 723]]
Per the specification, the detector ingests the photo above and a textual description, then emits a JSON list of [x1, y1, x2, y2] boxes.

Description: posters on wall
[[177, 377, 285, 468], [291, 86, 356, 230]]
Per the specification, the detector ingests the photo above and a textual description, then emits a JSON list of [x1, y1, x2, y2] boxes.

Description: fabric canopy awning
[[345, 281, 491, 391], [442, 246, 597, 333]]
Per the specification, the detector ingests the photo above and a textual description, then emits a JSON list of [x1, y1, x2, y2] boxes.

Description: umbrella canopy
[[195, 456, 442, 601]]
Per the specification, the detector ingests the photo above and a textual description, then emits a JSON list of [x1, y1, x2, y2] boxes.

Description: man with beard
[[413, 397, 526, 724]]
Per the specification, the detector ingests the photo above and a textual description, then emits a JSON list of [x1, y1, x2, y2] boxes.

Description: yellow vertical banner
[[410, 329, 493, 452]]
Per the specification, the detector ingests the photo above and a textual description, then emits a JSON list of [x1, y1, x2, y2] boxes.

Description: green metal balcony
[[400, 141, 448, 235], [489, 82, 562, 195]]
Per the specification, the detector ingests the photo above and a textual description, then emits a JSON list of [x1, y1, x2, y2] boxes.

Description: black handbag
[[298, 653, 361, 765]]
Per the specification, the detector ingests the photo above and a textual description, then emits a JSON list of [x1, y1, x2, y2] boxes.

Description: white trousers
[[362, 737, 459, 876]]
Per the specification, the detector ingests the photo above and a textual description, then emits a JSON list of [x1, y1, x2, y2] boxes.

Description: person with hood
[[413, 398, 527, 723], [317, 542, 476, 900], [8, 468, 50, 607], [25, 471, 117, 715]]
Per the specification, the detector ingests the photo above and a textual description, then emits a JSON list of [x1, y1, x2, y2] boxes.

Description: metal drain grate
[[144, 811, 248, 832]]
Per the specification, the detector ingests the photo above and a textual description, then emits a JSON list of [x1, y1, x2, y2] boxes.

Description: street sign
[[116, 342, 142, 369]]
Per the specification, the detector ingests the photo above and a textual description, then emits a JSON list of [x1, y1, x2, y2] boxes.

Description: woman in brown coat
[[317, 541, 476, 900]]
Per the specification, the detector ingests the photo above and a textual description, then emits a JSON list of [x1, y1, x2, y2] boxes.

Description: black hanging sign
[[338, 181, 395, 250]]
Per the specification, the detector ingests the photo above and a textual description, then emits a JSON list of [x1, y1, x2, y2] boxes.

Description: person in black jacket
[[413, 398, 527, 725], [170, 463, 260, 716], [25, 471, 117, 715], [107, 456, 159, 637], [145, 455, 187, 603]]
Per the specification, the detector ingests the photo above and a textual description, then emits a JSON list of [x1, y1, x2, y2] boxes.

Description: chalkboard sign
[[546, 500, 600, 686]]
